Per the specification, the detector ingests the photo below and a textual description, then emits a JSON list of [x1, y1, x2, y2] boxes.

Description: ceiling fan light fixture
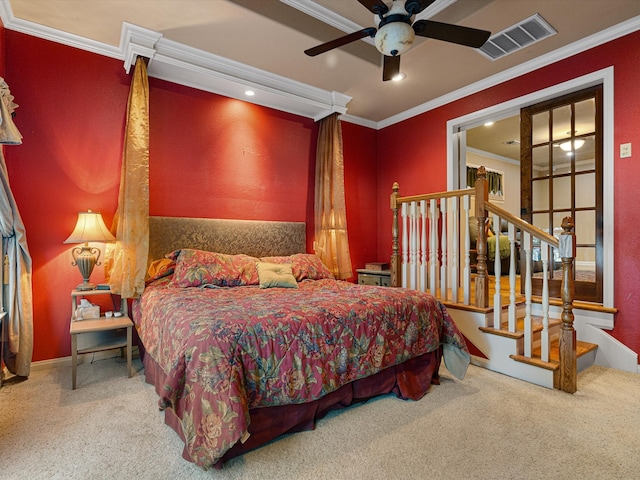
[[375, 22, 415, 56]]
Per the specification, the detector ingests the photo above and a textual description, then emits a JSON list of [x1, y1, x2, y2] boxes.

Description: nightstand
[[69, 289, 133, 389], [356, 269, 391, 287]]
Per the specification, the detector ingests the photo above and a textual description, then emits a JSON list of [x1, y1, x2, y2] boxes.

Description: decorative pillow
[[147, 258, 175, 282], [169, 249, 260, 287], [468, 217, 495, 243], [260, 253, 333, 281], [256, 262, 298, 289]]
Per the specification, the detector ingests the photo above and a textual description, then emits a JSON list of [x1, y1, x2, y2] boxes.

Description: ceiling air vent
[[478, 13, 556, 61]]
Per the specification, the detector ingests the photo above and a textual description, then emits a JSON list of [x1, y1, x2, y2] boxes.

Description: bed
[[133, 216, 470, 469]]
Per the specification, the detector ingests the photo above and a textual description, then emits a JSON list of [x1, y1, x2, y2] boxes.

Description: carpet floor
[[0, 355, 638, 479]]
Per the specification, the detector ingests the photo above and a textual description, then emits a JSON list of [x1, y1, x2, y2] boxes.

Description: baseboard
[[30, 346, 140, 372], [578, 324, 638, 373]]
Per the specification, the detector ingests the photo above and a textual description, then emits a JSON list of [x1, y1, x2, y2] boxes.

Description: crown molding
[[279, 0, 375, 47], [0, 0, 351, 122], [377, 14, 640, 129], [1, 0, 639, 129], [120, 22, 163, 73], [0, 0, 121, 58], [141, 27, 351, 121]]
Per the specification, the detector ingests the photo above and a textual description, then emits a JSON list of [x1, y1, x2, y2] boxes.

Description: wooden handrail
[[485, 203, 558, 248], [394, 188, 473, 205], [390, 166, 578, 393]]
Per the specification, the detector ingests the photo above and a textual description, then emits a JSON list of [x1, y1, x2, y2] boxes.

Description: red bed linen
[[132, 276, 467, 469]]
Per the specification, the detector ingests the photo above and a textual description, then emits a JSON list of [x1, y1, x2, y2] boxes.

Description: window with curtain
[[467, 165, 504, 199]]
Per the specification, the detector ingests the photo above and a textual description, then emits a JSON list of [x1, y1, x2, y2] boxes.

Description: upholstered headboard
[[148, 216, 307, 262]]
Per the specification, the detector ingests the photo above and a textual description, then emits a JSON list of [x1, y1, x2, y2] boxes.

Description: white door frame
[[445, 67, 614, 308]]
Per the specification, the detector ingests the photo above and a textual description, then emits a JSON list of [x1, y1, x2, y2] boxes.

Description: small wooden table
[[69, 288, 133, 389], [70, 316, 133, 389]]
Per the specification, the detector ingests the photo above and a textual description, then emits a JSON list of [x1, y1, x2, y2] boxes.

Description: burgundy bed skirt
[[142, 347, 442, 468]]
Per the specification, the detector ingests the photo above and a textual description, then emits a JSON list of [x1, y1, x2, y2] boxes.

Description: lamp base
[[75, 281, 97, 291]]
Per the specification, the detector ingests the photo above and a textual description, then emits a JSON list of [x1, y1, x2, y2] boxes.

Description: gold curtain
[[0, 78, 33, 377], [105, 57, 149, 298], [314, 113, 352, 280]]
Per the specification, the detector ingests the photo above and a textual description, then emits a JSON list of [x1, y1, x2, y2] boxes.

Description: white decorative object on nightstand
[[69, 288, 133, 389]]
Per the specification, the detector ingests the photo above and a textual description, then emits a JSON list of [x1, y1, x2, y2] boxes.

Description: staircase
[[443, 300, 598, 390], [390, 166, 599, 393]]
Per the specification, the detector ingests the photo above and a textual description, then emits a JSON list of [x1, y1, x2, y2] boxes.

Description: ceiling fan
[[304, 0, 491, 81]]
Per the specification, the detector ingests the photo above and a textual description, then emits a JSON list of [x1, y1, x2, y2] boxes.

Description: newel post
[[558, 216, 577, 393], [474, 167, 489, 308], [390, 182, 401, 288]]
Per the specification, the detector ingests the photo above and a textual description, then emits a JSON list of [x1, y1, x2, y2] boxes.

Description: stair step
[[479, 316, 562, 340], [509, 340, 598, 370]]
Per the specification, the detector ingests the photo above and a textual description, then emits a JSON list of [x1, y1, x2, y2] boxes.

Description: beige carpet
[[0, 355, 638, 480]]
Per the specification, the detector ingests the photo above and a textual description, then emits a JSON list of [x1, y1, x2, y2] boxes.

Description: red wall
[[0, 17, 5, 77], [4, 32, 376, 362], [3, 27, 639, 363], [342, 121, 379, 272], [377, 30, 640, 359]]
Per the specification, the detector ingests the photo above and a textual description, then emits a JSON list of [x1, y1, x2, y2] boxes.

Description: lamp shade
[[64, 210, 116, 244]]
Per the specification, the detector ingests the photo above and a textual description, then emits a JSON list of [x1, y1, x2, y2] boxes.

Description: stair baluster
[[389, 166, 579, 393]]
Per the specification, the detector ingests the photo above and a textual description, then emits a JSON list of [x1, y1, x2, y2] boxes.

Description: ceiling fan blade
[[413, 20, 491, 48], [304, 27, 376, 57], [404, 0, 437, 15], [356, 0, 389, 15], [382, 55, 401, 82]]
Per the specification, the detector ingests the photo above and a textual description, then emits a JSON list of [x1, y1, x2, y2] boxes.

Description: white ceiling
[[3, 0, 640, 134]]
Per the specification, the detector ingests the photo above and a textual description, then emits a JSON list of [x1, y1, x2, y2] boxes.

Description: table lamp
[[64, 210, 116, 291]]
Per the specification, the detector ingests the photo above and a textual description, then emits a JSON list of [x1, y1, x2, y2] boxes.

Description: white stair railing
[[390, 167, 577, 393]]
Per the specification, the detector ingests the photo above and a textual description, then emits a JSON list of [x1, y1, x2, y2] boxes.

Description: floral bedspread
[[133, 277, 467, 469]]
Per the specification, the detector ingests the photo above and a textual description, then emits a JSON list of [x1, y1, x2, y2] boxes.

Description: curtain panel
[[105, 57, 150, 298], [314, 113, 353, 280], [467, 165, 503, 196], [0, 77, 33, 377]]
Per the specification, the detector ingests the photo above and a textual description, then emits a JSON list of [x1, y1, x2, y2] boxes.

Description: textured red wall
[[4, 32, 377, 362], [377, 30, 640, 359], [0, 17, 5, 77], [5, 33, 130, 362], [148, 79, 316, 221], [4, 27, 638, 363], [342, 121, 379, 274]]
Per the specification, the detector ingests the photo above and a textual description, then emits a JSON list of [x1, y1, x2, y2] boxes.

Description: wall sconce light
[[64, 210, 116, 291]]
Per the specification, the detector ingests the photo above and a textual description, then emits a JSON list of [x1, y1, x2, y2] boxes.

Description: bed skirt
[[142, 346, 442, 469]]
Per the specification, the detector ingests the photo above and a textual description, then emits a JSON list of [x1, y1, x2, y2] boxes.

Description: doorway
[[521, 85, 603, 302], [447, 68, 614, 307]]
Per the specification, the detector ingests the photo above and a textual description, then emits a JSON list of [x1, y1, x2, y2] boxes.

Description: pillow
[[169, 249, 260, 287], [260, 253, 333, 281], [468, 217, 495, 243], [468, 217, 479, 243], [147, 258, 175, 282], [256, 262, 298, 289]]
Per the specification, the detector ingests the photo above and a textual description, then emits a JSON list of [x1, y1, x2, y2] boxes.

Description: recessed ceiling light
[[392, 72, 406, 82], [484, 121, 495, 127], [245, 90, 255, 96]]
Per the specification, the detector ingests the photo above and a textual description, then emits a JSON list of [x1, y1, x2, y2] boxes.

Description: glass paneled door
[[520, 86, 603, 302]]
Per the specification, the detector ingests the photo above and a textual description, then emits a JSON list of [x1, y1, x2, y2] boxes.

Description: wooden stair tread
[[479, 316, 562, 339], [510, 340, 598, 370]]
